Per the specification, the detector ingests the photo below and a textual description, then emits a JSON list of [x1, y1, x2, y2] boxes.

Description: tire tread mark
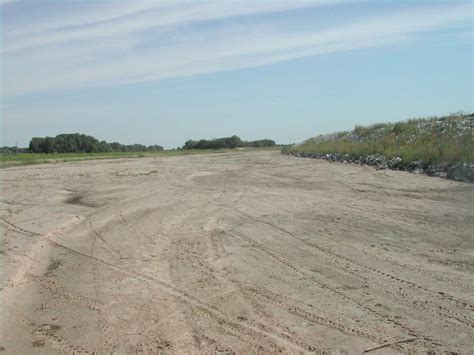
[[47, 239, 310, 352], [224, 228, 442, 349], [234, 210, 474, 327], [30, 274, 104, 312]]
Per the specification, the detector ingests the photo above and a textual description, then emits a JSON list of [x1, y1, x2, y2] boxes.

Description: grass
[[0, 147, 279, 169], [283, 114, 473, 164]]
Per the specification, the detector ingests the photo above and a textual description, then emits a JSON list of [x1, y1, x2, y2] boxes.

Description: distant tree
[[97, 141, 112, 152], [246, 139, 276, 147], [29, 137, 44, 153], [42, 137, 56, 153], [147, 145, 164, 151], [226, 135, 243, 148], [109, 142, 123, 151], [183, 140, 198, 149], [0, 146, 28, 153]]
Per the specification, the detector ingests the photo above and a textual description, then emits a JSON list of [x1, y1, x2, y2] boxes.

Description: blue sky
[[1, 1, 472, 148]]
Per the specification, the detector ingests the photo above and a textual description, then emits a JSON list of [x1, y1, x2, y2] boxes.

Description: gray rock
[[448, 163, 474, 183], [284, 150, 472, 183], [387, 157, 402, 169], [425, 162, 450, 177], [407, 160, 425, 172]]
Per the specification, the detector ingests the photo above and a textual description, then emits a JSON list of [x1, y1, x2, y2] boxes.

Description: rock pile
[[283, 151, 474, 183]]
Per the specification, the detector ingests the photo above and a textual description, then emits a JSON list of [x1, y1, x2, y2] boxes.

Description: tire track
[[47, 238, 312, 353], [86, 221, 121, 257], [176, 247, 322, 353], [29, 274, 104, 312], [224, 228, 443, 349], [9, 310, 94, 354], [3, 216, 83, 294], [241, 285, 413, 351], [224, 230, 399, 343], [233, 210, 474, 327], [32, 324, 92, 354], [90, 228, 115, 353], [317, 230, 474, 292], [197, 206, 322, 351], [0, 216, 41, 237], [118, 209, 157, 245]]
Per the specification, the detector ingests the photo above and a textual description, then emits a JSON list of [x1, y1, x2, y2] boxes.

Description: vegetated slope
[[283, 113, 473, 182]]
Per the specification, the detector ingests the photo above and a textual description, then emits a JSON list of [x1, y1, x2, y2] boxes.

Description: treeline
[[0, 146, 29, 154], [14, 133, 276, 154], [182, 135, 276, 150], [28, 134, 163, 153]]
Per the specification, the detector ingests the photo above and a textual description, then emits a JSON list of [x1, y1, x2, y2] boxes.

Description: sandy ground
[[0, 150, 473, 354]]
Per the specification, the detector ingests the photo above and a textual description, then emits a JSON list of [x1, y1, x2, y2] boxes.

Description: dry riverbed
[[1, 150, 473, 353]]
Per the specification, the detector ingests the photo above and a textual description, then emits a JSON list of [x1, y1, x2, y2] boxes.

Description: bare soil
[[1, 150, 473, 353]]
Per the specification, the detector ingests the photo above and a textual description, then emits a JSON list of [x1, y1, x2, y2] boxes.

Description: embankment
[[283, 113, 473, 182]]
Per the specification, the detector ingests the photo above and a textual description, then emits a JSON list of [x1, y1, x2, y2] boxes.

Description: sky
[[1, 0, 472, 148]]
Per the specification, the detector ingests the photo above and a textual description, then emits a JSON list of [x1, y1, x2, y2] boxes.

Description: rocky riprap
[[283, 151, 474, 183], [285, 113, 473, 183]]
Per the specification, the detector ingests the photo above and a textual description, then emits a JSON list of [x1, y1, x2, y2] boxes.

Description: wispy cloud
[[0, 0, 17, 5], [2, 2, 326, 53], [1, 1, 471, 96]]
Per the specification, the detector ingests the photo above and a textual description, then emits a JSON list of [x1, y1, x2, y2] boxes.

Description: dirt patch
[[31, 340, 45, 347], [46, 259, 61, 273], [40, 324, 61, 332], [64, 193, 97, 208]]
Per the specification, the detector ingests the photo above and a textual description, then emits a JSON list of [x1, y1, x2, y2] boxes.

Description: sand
[[1, 150, 473, 353]]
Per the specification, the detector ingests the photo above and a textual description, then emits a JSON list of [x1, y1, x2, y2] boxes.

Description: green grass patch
[[0, 147, 279, 169]]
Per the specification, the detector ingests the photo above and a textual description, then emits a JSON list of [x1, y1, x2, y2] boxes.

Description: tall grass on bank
[[283, 114, 473, 164]]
